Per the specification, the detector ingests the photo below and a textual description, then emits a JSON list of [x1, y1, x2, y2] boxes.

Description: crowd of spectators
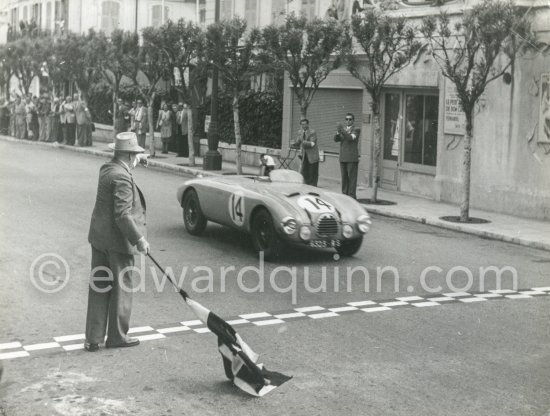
[[0, 92, 93, 146]]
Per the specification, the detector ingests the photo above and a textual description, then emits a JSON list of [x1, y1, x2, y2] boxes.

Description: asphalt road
[[0, 140, 549, 416]]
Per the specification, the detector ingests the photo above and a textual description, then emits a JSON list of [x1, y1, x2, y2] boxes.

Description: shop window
[[383, 93, 400, 161], [301, 0, 316, 20], [101, 1, 120, 36], [404, 94, 438, 166]]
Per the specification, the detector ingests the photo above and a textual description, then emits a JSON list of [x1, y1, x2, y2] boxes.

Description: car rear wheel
[[251, 209, 283, 261], [182, 190, 207, 235], [336, 237, 363, 257]]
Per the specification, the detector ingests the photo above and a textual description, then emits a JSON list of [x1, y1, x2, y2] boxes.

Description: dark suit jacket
[[334, 126, 360, 163], [294, 128, 320, 163], [88, 159, 147, 255]]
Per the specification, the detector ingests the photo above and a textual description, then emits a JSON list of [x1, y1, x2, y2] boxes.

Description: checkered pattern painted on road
[[1, 286, 549, 360]]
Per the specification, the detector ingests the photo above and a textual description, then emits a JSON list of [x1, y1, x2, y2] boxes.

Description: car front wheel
[[336, 237, 363, 257], [250, 209, 283, 261], [182, 190, 207, 235]]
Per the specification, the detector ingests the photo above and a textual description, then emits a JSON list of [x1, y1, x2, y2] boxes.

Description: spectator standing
[[14, 96, 26, 140], [169, 103, 179, 153], [76, 100, 93, 146], [128, 101, 137, 132], [133, 99, 148, 148], [38, 95, 50, 141], [259, 153, 276, 176], [112, 98, 129, 138], [178, 103, 189, 157], [352, 0, 364, 14], [157, 102, 172, 154], [0, 98, 9, 134], [9, 99, 16, 137], [62, 96, 76, 145], [49, 97, 62, 142], [25, 96, 36, 140], [293, 119, 320, 186], [334, 112, 361, 199]]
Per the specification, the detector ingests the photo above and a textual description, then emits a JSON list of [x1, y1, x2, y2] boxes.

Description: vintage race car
[[176, 170, 371, 260]]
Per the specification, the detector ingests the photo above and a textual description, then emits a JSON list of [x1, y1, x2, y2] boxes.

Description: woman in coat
[[156, 102, 172, 154]]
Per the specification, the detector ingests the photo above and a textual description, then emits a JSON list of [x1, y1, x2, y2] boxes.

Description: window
[[272, 0, 286, 25], [101, 1, 120, 36], [54, 0, 66, 35], [10, 8, 19, 29], [23, 6, 28, 22], [245, 0, 257, 27], [301, 0, 315, 20], [383, 93, 400, 161], [222, 0, 233, 19], [46, 2, 52, 31], [151, 5, 169, 28], [32, 3, 42, 27], [403, 94, 438, 166]]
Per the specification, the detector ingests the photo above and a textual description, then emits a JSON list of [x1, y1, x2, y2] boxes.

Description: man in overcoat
[[84, 132, 150, 352], [334, 112, 360, 199]]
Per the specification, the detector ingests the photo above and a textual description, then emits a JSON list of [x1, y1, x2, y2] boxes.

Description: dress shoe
[[84, 342, 99, 352], [105, 338, 140, 349]]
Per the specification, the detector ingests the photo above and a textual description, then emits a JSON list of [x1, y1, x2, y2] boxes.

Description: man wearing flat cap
[[84, 132, 150, 352]]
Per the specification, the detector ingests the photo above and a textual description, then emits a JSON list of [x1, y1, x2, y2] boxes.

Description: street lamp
[[203, 0, 222, 170]]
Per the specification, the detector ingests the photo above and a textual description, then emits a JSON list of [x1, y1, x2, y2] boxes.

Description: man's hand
[[137, 153, 149, 167], [136, 237, 150, 254]]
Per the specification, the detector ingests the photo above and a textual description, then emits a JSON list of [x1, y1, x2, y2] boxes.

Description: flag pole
[[147, 253, 189, 300]]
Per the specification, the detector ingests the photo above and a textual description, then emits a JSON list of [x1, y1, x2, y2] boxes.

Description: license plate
[[309, 240, 341, 248]]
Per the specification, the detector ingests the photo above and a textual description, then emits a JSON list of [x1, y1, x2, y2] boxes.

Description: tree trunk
[[460, 113, 473, 222], [187, 106, 195, 166], [148, 92, 156, 157], [233, 94, 242, 175], [371, 110, 382, 203], [300, 103, 307, 120], [112, 91, 117, 136]]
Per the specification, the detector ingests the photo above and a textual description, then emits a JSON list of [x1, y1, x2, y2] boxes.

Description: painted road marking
[[24, 342, 60, 351], [2, 287, 549, 360], [0, 342, 22, 350], [54, 334, 85, 343]]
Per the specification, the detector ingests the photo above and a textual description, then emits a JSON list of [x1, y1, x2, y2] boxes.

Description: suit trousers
[[301, 153, 319, 187], [85, 245, 136, 345], [137, 133, 146, 148], [340, 162, 358, 199]]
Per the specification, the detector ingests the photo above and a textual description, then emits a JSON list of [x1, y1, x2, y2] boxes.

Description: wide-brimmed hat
[[108, 132, 145, 153]]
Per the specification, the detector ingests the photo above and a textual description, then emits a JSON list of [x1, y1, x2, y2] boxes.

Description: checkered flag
[[148, 254, 292, 397]]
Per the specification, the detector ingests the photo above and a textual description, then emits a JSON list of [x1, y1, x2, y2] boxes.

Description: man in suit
[[133, 99, 148, 148], [334, 112, 360, 199], [85, 132, 150, 352], [293, 118, 320, 186]]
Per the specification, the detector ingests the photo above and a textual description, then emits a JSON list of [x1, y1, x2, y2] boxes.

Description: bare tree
[[348, 9, 421, 202], [421, 0, 532, 221]]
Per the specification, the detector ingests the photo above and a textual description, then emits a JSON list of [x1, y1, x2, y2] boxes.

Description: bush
[[201, 90, 282, 149]]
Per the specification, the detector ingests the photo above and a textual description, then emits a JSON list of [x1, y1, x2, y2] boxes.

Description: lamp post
[[203, 0, 222, 170]]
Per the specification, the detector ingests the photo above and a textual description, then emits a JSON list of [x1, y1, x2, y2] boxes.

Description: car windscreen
[[269, 169, 304, 184]]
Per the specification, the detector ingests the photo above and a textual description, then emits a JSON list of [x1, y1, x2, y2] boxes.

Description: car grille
[[316, 214, 338, 237]]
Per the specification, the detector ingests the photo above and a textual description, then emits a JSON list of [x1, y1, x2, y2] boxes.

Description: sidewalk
[[2, 134, 550, 252]]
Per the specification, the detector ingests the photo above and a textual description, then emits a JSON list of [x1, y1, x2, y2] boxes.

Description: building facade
[[1, 0, 549, 219]]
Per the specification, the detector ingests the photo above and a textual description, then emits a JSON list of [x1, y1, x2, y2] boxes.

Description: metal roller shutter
[[291, 88, 363, 154]]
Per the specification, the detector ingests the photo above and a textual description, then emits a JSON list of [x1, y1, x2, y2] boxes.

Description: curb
[[2, 135, 548, 252], [0, 135, 220, 179], [364, 206, 550, 252]]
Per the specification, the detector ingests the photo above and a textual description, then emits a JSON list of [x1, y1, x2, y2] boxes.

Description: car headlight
[[357, 214, 372, 233], [342, 224, 353, 239], [281, 217, 297, 235], [299, 225, 311, 241]]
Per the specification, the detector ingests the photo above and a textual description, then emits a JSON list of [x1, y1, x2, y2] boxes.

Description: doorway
[[380, 89, 439, 190]]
